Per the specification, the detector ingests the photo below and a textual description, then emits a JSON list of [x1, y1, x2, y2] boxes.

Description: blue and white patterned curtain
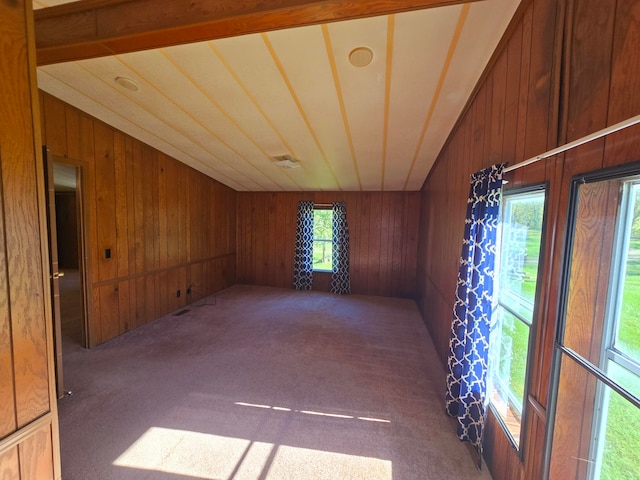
[[330, 201, 350, 295], [293, 201, 314, 290], [445, 163, 505, 463]]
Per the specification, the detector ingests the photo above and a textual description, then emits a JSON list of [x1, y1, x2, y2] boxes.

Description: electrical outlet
[[187, 286, 192, 295], [176, 289, 181, 298]]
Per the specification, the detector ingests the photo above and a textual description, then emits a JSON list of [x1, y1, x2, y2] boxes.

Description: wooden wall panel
[[562, 0, 616, 176], [524, 404, 546, 480], [158, 154, 168, 270], [236, 192, 419, 298], [0, 448, 20, 478], [40, 92, 238, 347], [0, 191, 17, 439], [114, 132, 129, 278], [0, 0, 60, 477], [94, 122, 117, 283], [18, 424, 55, 479], [604, 0, 640, 167], [417, 0, 640, 478]]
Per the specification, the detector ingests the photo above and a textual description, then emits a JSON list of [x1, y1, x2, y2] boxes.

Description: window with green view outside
[[589, 180, 640, 480], [488, 189, 545, 448], [313, 209, 333, 272], [547, 173, 640, 480]]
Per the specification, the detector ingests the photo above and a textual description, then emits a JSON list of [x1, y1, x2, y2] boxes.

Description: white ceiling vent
[[271, 155, 301, 169]]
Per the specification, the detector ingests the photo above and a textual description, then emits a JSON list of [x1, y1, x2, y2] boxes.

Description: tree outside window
[[313, 209, 333, 272]]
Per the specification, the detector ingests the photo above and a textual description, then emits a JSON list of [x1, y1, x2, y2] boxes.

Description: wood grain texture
[[0, 447, 20, 478], [417, 0, 554, 478], [484, 409, 524, 480], [17, 423, 54, 480], [0, 177, 17, 439], [40, 92, 237, 346], [550, 179, 619, 480], [563, 181, 617, 363], [0, 0, 59, 477], [417, 0, 640, 478], [604, 0, 640, 167], [34, 0, 482, 65], [1, 0, 51, 431], [562, 0, 615, 175], [548, 354, 597, 479], [236, 192, 419, 298]]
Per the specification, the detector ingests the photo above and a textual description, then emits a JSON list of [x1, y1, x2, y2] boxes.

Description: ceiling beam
[[35, 0, 483, 65]]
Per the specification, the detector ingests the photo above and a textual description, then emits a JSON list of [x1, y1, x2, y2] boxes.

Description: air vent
[[272, 154, 301, 169]]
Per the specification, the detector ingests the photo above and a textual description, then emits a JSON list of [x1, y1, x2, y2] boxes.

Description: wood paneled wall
[[237, 192, 420, 298], [0, 1, 60, 478], [39, 92, 237, 347], [416, 0, 640, 478]]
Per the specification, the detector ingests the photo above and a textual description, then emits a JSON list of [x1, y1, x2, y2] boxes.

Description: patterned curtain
[[293, 201, 314, 290], [330, 201, 350, 295], [445, 163, 505, 463]]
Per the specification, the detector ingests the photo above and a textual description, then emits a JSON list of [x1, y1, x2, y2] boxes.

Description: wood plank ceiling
[[34, 0, 520, 191]]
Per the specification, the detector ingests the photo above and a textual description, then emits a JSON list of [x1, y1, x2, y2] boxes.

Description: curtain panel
[[293, 201, 314, 290], [445, 163, 505, 462], [330, 201, 350, 295]]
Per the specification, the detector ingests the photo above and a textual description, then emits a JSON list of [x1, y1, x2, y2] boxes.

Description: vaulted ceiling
[[34, 0, 520, 191]]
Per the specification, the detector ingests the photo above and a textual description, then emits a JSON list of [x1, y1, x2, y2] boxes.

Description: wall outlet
[[176, 289, 181, 298], [187, 286, 192, 295]]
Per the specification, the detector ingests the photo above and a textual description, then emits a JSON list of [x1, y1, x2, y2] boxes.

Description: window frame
[[489, 183, 548, 456], [589, 178, 640, 479], [544, 162, 640, 480], [312, 207, 333, 273]]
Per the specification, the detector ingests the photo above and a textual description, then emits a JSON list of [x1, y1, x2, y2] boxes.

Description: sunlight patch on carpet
[[113, 426, 392, 479], [234, 401, 391, 423]]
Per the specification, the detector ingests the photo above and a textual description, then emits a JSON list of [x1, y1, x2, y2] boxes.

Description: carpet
[[58, 285, 493, 480]]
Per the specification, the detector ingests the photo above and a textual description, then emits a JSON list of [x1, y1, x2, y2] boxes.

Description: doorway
[[54, 163, 86, 350], [44, 152, 90, 398]]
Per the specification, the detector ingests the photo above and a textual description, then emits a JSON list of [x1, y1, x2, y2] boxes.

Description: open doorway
[[53, 163, 86, 351], [44, 151, 91, 398]]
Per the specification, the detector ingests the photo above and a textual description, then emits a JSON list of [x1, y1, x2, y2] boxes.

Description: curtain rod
[[504, 114, 640, 173]]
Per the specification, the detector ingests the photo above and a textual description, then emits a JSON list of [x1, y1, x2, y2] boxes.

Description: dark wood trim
[[527, 394, 547, 423], [555, 0, 574, 149], [0, 413, 53, 456], [35, 0, 482, 65], [92, 252, 236, 288]]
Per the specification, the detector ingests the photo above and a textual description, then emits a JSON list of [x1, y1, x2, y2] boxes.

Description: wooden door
[[43, 148, 65, 399]]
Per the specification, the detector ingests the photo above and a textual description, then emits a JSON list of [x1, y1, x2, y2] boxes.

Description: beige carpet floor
[[58, 285, 493, 480]]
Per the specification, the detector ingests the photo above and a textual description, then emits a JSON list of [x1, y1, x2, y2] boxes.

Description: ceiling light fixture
[[115, 76, 139, 92], [349, 47, 374, 67], [272, 155, 301, 169]]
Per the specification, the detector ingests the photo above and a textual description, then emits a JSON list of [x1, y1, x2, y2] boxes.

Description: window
[[488, 188, 546, 448], [589, 179, 640, 479], [547, 171, 640, 480], [313, 208, 333, 272]]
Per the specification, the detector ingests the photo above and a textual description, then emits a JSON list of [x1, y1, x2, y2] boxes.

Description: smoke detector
[[272, 155, 301, 169], [115, 76, 140, 91], [349, 47, 374, 67]]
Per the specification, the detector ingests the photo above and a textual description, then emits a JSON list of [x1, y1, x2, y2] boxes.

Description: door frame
[[44, 149, 94, 395]]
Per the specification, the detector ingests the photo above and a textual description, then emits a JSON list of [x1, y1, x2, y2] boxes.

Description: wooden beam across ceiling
[[35, 0, 482, 65]]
